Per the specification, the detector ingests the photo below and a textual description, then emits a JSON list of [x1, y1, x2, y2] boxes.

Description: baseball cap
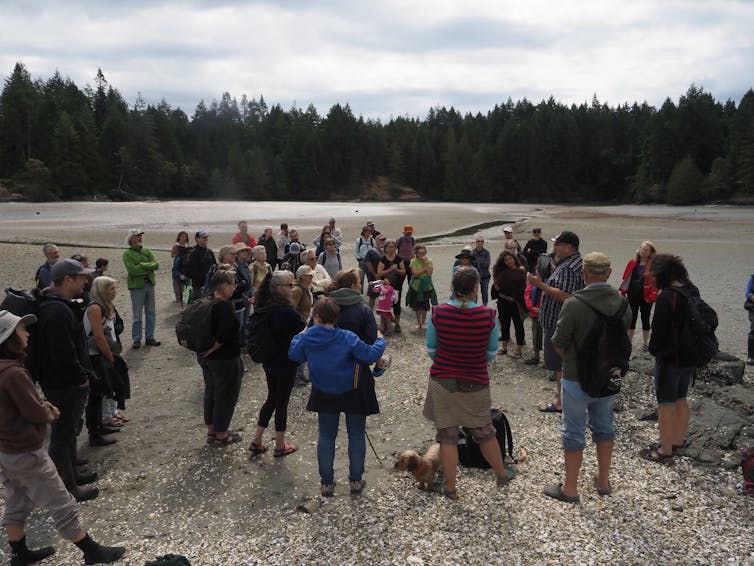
[[296, 265, 314, 277], [551, 231, 580, 247], [50, 258, 94, 280], [195, 230, 209, 238], [125, 228, 144, 246], [328, 217, 336, 222], [503, 226, 513, 233], [0, 310, 37, 345]]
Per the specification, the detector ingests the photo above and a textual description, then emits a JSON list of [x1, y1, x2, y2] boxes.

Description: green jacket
[[123, 246, 159, 289]]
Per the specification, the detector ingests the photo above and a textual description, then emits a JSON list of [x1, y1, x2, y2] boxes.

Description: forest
[[1, 61, 753, 204]]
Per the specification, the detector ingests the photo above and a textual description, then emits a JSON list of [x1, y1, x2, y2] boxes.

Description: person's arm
[[526, 272, 572, 304], [44, 306, 89, 387], [87, 305, 114, 364], [648, 291, 672, 355], [551, 300, 576, 356], [376, 259, 390, 278], [411, 259, 424, 277], [287, 332, 306, 363], [426, 258, 434, 276], [350, 333, 387, 364], [487, 318, 499, 362], [746, 275, 754, 302], [123, 249, 153, 277], [425, 308, 437, 359], [7, 369, 57, 424]]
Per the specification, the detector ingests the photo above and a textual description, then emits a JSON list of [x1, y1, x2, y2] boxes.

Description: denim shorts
[[654, 361, 693, 404], [560, 378, 616, 451]]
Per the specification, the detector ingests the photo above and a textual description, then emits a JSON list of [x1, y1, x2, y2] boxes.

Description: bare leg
[[642, 329, 650, 346], [562, 449, 583, 498], [554, 371, 562, 409], [627, 328, 635, 342], [657, 404, 675, 455], [438, 443, 458, 492], [6, 525, 24, 542], [595, 440, 613, 491], [274, 430, 286, 451], [478, 437, 508, 478], [674, 399, 689, 446], [252, 425, 266, 448]]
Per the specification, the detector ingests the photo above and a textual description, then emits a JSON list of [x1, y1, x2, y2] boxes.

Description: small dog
[[394, 443, 442, 491]]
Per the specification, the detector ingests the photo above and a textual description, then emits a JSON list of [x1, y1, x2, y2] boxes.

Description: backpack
[[1, 288, 50, 381], [458, 408, 518, 468], [741, 446, 754, 495], [572, 295, 632, 398], [670, 286, 719, 367], [175, 297, 215, 352], [144, 555, 191, 566], [245, 306, 277, 363]]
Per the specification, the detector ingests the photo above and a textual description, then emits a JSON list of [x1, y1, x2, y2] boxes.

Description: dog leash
[[365, 429, 393, 473]]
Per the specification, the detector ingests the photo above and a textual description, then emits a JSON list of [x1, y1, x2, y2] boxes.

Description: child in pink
[[375, 278, 399, 335]]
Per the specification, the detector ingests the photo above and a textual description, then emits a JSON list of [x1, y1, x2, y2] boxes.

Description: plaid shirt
[[539, 252, 584, 332]]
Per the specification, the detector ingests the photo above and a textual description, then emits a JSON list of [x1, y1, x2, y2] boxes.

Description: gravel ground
[[0, 203, 753, 565]]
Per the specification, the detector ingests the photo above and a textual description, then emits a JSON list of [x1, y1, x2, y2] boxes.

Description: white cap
[[503, 225, 513, 233]]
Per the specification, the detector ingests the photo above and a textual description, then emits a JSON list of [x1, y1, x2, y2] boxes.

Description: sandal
[[274, 443, 297, 458], [543, 482, 580, 503], [248, 441, 268, 455], [433, 479, 459, 500], [510, 352, 522, 360], [496, 466, 517, 486], [639, 446, 674, 464], [114, 414, 130, 423], [212, 431, 241, 446], [593, 475, 612, 496], [497, 348, 508, 355], [537, 402, 562, 413]]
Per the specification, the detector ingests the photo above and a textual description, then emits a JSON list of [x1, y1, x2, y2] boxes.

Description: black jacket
[[34, 289, 94, 390], [184, 245, 217, 288]]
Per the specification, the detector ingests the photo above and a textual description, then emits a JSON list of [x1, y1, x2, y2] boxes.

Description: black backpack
[[458, 408, 518, 468], [1, 288, 50, 381], [670, 286, 719, 367], [572, 295, 632, 397], [175, 297, 215, 352], [245, 306, 277, 363]]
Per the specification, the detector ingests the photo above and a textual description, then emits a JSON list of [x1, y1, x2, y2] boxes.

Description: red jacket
[[620, 258, 658, 303]]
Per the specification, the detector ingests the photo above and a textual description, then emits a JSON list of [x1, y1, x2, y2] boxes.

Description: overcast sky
[[2, 0, 753, 120]]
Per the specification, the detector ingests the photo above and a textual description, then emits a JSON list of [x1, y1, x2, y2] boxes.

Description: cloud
[[1, 0, 752, 119]]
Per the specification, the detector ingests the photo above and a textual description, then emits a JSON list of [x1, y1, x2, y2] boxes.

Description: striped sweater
[[429, 303, 496, 385]]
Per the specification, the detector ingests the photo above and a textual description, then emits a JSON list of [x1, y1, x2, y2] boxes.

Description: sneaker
[[320, 482, 336, 497], [132, 341, 141, 349], [145, 338, 161, 346], [350, 479, 366, 494], [373, 354, 391, 377]]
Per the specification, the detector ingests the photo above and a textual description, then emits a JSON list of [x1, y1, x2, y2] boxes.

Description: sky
[[1, 0, 753, 121]]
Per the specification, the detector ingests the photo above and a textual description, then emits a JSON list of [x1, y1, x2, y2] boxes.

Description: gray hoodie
[[552, 283, 632, 382]]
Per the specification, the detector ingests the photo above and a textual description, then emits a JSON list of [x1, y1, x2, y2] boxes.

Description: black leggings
[[628, 295, 652, 330], [258, 368, 296, 432], [497, 299, 525, 345]]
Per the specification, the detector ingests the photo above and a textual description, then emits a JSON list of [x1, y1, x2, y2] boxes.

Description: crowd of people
[[2, 216, 751, 563]]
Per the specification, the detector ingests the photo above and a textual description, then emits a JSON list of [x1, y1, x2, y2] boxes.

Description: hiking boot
[[75, 470, 98, 485], [350, 479, 366, 495], [320, 482, 336, 497], [131, 341, 140, 349], [145, 338, 161, 346], [9, 536, 55, 566], [75, 534, 126, 565], [394, 323, 402, 333], [71, 485, 99, 502], [89, 435, 116, 447]]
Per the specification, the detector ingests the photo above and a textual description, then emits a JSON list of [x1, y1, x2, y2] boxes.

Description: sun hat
[[0, 310, 37, 345]]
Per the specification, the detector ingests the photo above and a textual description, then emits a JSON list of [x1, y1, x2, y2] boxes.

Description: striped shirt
[[428, 302, 497, 385], [539, 252, 584, 332]]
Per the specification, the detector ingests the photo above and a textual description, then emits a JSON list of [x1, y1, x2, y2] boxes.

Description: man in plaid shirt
[[527, 231, 584, 412]]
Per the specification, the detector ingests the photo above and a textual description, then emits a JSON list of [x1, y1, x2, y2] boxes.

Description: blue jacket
[[289, 326, 385, 395]]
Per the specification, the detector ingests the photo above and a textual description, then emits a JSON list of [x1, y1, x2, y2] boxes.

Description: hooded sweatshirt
[[551, 283, 632, 382], [0, 360, 53, 453], [288, 326, 385, 395]]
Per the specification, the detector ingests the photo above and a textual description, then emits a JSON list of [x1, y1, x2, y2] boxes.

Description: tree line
[[1, 61, 753, 204]]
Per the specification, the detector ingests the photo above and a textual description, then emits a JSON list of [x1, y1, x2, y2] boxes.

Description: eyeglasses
[[533, 230, 542, 234], [475, 240, 484, 243]]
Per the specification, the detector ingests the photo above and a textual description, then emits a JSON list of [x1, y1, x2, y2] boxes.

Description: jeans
[[317, 412, 367, 485], [479, 277, 490, 306], [560, 378, 616, 451], [130, 283, 156, 342], [42, 386, 88, 473], [198, 355, 243, 433]]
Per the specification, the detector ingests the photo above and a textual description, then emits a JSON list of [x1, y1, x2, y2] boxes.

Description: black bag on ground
[[670, 286, 719, 367], [245, 305, 277, 363], [144, 554, 191, 566], [175, 297, 215, 352], [572, 296, 632, 397], [458, 408, 517, 469]]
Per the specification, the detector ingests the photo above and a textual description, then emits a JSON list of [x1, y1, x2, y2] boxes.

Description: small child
[[375, 278, 398, 335], [93, 258, 109, 279]]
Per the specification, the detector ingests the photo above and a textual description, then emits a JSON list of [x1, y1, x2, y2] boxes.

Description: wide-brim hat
[[455, 249, 474, 260], [0, 310, 37, 345]]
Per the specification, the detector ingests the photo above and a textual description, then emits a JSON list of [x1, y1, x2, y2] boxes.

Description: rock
[[720, 452, 744, 470], [715, 384, 754, 415], [696, 358, 745, 387], [686, 398, 749, 464]]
